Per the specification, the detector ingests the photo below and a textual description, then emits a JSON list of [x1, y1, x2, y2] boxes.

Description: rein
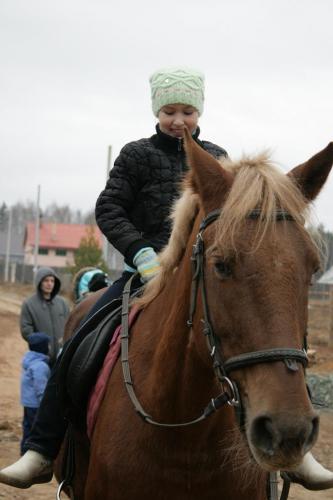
[[121, 273, 232, 427]]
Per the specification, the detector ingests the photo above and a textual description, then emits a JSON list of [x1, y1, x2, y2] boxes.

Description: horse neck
[[140, 221, 226, 423], [124, 218, 268, 496]]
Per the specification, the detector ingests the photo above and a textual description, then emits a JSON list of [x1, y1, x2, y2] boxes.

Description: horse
[[56, 131, 333, 499]]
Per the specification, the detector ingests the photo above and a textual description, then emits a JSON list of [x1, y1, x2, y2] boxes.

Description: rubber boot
[[0, 450, 53, 489]]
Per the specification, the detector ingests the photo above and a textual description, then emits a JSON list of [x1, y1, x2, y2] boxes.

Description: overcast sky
[[1, 0, 333, 229]]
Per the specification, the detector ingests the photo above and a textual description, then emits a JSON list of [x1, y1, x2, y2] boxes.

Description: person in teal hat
[[0, 67, 332, 493], [72, 267, 110, 303]]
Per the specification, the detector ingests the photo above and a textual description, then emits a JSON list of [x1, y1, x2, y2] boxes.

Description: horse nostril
[[251, 416, 280, 457], [251, 414, 319, 459], [304, 415, 319, 451]]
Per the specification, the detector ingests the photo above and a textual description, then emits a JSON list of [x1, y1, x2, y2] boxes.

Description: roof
[[317, 266, 333, 285], [24, 223, 103, 250]]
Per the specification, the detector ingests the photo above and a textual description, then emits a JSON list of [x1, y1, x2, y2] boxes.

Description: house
[[0, 230, 25, 264], [317, 266, 333, 285], [23, 222, 103, 268], [0, 229, 25, 282]]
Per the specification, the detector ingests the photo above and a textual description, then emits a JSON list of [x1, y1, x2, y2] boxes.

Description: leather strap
[[120, 274, 232, 427], [224, 348, 308, 373]]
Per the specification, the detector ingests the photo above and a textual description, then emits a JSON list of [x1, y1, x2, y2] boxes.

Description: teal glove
[[133, 247, 160, 282]]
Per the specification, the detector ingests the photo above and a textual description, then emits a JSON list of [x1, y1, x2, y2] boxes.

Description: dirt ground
[[0, 284, 58, 499], [0, 284, 332, 500]]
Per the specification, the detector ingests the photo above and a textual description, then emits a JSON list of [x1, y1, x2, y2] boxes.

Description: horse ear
[[183, 127, 233, 212], [288, 142, 333, 201]]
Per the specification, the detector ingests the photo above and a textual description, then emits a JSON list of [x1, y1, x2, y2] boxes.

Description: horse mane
[[137, 151, 319, 308], [214, 152, 311, 255]]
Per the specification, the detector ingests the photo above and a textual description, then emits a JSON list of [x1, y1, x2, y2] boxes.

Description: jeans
[[21, 407, 38, 455], [23, 271, 141, 459]]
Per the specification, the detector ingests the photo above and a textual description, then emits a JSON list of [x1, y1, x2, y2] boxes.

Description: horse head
[[183, 129, 333, 472]]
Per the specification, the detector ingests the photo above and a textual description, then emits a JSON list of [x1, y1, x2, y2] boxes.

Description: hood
[[35, 266, 61, 299], [72, 266, 96, 301], [22, 350, 49, 370]]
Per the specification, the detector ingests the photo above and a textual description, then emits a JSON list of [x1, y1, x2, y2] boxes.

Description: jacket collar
[[151, 124, 201, 153]]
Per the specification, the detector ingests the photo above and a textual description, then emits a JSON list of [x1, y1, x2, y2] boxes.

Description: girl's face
[[158, 104, 199, 138]]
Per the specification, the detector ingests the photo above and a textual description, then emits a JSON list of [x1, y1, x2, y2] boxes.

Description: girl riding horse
[[0, 67, 332, 497]]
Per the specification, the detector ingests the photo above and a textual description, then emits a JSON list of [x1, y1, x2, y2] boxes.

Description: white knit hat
[[149, 67, 205, 116]]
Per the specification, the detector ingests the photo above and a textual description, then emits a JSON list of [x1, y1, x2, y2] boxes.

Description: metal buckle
[[193, 232, 203, 255], [220, 376, 240, 407]]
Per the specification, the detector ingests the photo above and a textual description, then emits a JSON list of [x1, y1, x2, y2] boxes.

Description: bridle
[[121, 208, 308, 428], [120, 208, 307, 500], [187, 208, 308, 424]]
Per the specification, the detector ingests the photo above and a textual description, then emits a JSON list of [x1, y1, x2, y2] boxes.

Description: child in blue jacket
[[20, 333, 50, 455]]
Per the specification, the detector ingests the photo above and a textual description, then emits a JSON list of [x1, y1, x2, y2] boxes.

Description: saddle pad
[[87, 306, 140, 438]]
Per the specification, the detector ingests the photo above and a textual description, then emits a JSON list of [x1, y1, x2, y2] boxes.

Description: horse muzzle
[[248, 411, 319, 470]]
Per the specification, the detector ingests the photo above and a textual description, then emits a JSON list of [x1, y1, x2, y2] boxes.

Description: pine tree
[[0, 202, 8, 230], [69, 226, 108, 275]]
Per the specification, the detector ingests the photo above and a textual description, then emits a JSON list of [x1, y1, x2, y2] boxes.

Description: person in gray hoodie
[[20, 267, 70, 365]]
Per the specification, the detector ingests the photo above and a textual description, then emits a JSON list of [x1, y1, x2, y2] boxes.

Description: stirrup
[[57, 479, 74, 500]]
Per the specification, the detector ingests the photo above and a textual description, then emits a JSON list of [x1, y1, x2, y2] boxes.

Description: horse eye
[[310, 266, 320, 286], [310, 271, 318, 286], [214, 260, 232, 278]]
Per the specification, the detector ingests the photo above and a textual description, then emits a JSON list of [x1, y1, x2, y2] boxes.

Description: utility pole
[[330, 287, 333, 346], [4, 207, 12, 282], [33, 185, 41, 277], [103, 146, 112, 267]]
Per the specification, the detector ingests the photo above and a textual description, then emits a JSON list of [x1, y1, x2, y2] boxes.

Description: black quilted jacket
[[95, 125, 227, 267]]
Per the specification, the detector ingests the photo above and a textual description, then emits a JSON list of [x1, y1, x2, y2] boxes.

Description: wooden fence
[[308, 288, 333, 346]]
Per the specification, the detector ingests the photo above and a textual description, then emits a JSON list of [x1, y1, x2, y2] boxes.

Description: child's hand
[[133, 247, 160, 282]]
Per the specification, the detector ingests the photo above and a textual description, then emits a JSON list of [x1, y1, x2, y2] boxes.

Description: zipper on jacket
[[177, 138, 183, 174]]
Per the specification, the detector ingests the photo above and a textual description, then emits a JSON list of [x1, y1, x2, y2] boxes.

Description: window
[[38, 248, 48, 255], [56, 248, 67, 256]]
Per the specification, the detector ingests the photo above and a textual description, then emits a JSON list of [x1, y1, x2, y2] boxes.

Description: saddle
[[57, 290, 141, 429]]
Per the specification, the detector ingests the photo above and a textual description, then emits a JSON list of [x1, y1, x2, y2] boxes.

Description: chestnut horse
[[57, 133, 333, 500]]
